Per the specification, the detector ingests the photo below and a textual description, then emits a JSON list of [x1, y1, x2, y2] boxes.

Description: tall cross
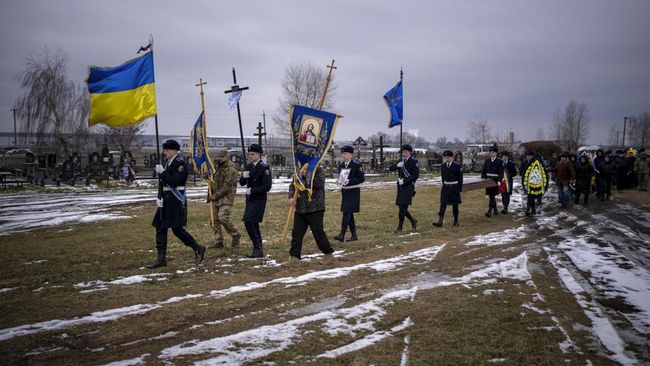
[[224, 68, 250, 165], [195, 78, 207, 112], [377, 135, 390, 167], [254, 122, 266, 147], [318, 59, 337, 109]]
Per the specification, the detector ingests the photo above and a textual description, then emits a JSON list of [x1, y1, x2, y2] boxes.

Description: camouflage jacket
[[208, 160, 239, 206], [635, 157, 649, 174], [289, 167, 326, 214]]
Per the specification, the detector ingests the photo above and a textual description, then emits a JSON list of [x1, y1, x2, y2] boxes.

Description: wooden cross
[[377, 136, 390, 166], [195, 78, 207, 111], [254, 122, 266, 146]]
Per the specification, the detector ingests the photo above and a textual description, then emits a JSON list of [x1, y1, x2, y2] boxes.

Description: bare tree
[[627, 112, 650, 149], [608, 125, 622, 146], [272, 60, 337, 137], [15, 47, 91, 156], [535, 127, 545, 141], [551, 100, 590, 151], [367, 131, 429, 148], [466, 116, 491, 144], [100, 121, 148, 153]]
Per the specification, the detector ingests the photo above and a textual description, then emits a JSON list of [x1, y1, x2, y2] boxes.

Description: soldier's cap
[[559, 152, 568, 158], [500, 150, 510, 157], [525, 150, 534, 156], [341, 145, 354, 154], [216, 149, 229, 158], [162, 139, 180, 151], [400, 144, 413, 152], [443, 150, 454, 157], [248, 144, 263, 154], [489, 146, 499, 153]]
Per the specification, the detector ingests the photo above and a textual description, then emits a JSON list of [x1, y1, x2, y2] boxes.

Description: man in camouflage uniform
[[207, 150, 241, 248], [634, 150, 649, 191]]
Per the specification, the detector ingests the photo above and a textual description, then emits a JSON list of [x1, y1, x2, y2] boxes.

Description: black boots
[[453, 218, 459, 227], [433, 215, 443, 227], [147, 249, 167, 269], [501, 206, 508, 214], [485, 208, 492, 217], [394, 225, 403, 233], [348, 226, 358, 242], [195, 244, 206, 265], [247, 241, 264, 258], [411, 218, 418, 230], [334, 226, 346, 242], [231, 233, 241, 248]]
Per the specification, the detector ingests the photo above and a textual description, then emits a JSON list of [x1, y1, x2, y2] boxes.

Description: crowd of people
[[144, 139, 649, 268]]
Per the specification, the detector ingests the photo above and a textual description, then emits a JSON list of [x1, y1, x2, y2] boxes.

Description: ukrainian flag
[[87, 52, 157, 127]]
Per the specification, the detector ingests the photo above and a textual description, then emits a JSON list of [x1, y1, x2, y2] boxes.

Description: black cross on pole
[[377, 135, 390, 167], [254, 122, 266, 147], [224, 67, 249, 167]]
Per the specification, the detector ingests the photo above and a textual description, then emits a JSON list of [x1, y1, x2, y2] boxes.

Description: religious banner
[[384, 79, 403, 128], [289, 104, 340, 198], [189, 111, 216, 180], [523, 158, 548, 196]]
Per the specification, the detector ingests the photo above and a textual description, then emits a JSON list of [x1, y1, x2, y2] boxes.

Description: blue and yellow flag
[[189, 111, 216, 180], [86, 52, 157, 127], [384, 80, 403, 128], [290, 105, 340, 198]]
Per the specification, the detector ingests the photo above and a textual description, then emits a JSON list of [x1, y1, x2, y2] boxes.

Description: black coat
[[152, 155, 188, 229], [389, 156, 419, 205], [239, 161, 272, 222], [482, 157, 504, 195], [502, 160, 517, 195], [289, 167, 327, 214], [338, 160, 365, 213], [575, 162, 594, 191], [440, 161, 463, 205]]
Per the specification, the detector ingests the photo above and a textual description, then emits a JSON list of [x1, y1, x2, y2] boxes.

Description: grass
[[0, 174, 628, 364]]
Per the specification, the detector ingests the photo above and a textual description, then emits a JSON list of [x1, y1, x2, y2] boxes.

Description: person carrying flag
[[389, 144, 419, 233], [148, 139, 206, 268]]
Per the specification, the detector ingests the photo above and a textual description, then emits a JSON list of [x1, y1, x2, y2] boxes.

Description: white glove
[[156, 198, 164, 208], [245, 188, 251, 195], [398, 178, 404, 185], [396, 161, 404, 168], [155, 164, 164, 174], [343, 179, 349, 186], [243, 171, 250, 178]]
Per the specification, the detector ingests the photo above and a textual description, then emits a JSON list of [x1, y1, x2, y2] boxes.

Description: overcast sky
[[1, 0, 649, 145]]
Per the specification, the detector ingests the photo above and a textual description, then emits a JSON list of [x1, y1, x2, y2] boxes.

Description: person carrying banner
[[499, 151, 516, 214], [239, 143, 272, 258], [207, 149, 241, 249], [148, 139, 206, 269], [481, 146, 504, 217], [389, 144, 419, 233], [288, 165, 335, 260], [334, 145, 365, 242], [433, 150, 463, 227]]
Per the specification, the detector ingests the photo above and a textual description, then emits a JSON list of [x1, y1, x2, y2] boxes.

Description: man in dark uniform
[[389, 144, 419, 233], [288, 165, 334, 260], [239, 144, 272, 258], [148, 139, 206, 269], [334, 145, 365, 242], [481, 146, 504, 217], [500, 150, 517, 214], [433, 150, 463, 227]]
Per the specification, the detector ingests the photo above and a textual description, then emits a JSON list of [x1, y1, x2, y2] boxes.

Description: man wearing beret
[[239, 144, 272, 258], [481, 145, 504, 217], [207, 150, 241, 249], [433, 150, 463, 227], [389, 144, 419, 233], [334, 145, 365, 242], [148, 139, 206, 269]]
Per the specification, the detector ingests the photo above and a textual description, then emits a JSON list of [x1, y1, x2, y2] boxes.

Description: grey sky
[[1, 0, 649, 145]]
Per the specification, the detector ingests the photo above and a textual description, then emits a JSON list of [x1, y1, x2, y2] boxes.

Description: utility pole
[[623, 116, 628, 147], [10, 106, 17, 147]]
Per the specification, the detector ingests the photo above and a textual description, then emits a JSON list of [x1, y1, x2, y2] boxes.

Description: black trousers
[[488, 193, 498, 209], [156, 226, 199, 251], [244, 221, 262, 245], [341, 212, 356, 231], [290, 210, 334, 259], [398, 204, 414, 227], [501, 192, 510, 208], [439, 204, 459, 218]]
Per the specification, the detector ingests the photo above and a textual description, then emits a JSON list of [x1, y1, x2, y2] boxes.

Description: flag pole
[[143, 34, 163, 221], [280, 60, 337, 244], [399, 66, 404, 149], [196, 78, 215, 227]]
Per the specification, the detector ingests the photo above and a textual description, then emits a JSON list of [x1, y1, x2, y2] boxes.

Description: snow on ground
[[0, 176, 482, 236], [74, 273, 170, 293], [546, 251, 637, 365], [465, 225, 527, 247]]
